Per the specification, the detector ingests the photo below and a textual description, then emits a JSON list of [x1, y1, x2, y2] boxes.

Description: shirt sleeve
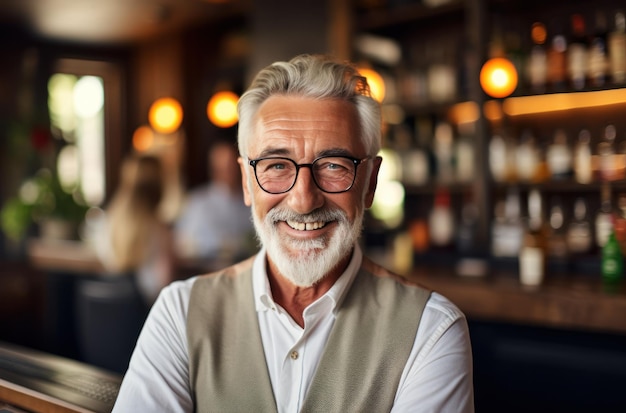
[[112, 278, 195, 413], [391, 292, 475, 413]]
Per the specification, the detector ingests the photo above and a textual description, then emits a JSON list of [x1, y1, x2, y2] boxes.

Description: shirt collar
[[253, 244, 363, 314]]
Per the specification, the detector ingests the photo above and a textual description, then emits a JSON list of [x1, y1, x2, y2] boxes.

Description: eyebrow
[[254, 147, 356, 159]]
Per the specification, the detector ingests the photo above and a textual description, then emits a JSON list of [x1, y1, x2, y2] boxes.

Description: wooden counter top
[[406, 267, 626, 335]]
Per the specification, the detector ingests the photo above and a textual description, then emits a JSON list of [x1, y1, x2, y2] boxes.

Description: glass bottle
[[516, 129, 540, 183], [608, 11, 626, 85], [433, 121, 454, 184], [567, 13, 588, 90], [566, 197, 593, 255], [573, 129, 593, 184], [602, 230, 623, 291], [547, 198, 569, 269], [492, 187, 524, 258], [546, 129, 573, 180], [519, 189, 546, 286], [595, 182, 614, 248], [428, 188, 454, 248], [454, 121, 476, 183], [456, 192, 479, 255], [547, 21, 568, 91], [527, 22, 548, 94], [598, 124, 617, 181], [400, 122, 430, 186], [588, 11, 609, 87]]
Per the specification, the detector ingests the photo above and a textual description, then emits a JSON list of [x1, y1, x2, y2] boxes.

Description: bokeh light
[[149, 97, 183, 134], [132, 125, 155, 152], [480, 57, 518, 98], [358, 67, 386, 102], [207, 91, 239, 128], [73, 76, 104, 118]]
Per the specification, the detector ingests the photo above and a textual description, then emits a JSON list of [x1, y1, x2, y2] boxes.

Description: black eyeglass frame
[[248, 155, 371, 194]]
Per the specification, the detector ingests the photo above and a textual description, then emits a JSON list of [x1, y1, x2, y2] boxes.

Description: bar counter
[[406, 267, 626, 335], [27, 238, 626, 335]]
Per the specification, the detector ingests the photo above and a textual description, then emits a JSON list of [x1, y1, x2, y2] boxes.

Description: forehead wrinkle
[[261, 116, 340, 134]]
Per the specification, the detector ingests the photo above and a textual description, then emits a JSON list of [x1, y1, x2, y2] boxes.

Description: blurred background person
[[89, 153, 176, 307], [174, 139, 255, 262]]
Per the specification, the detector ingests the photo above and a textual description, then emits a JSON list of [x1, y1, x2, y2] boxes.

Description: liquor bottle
[[489, 131, 507, 182], [566, 197, 593, 255], [527, 22, 548, 93], [602, 230, 623, 290], [519, 189, 546, 286], [608, 11, 626, 85], [547, 198, 568, 268], [400, 122, 429, 186], [546, 129, 573, 180], [547, 21, 568, 91], [573, 129, 593, 184], [492, 187, 524, 258], [433, 121, 454, 183], [567, 14, 588, 90], [428, 188, 454, 248], [456, 192, 479, 255], [598, 124, 617, 181], [588, 11, 609, 87], [595, 182, 614, 248], [489, 127, 516, 183], [516, 129, 540, 183], [454, 121, 476, 183]]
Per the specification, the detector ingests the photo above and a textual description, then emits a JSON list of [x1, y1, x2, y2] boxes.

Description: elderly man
[[113, 54, 474, 412]]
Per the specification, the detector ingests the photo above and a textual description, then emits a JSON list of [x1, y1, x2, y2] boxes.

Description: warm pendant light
[[480, 57, 518, 98], [149, 97, 183, 134], [207, 91, 239, 128]]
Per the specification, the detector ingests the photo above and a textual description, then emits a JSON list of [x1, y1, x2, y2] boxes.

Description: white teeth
[[286, 221, 326, 231]]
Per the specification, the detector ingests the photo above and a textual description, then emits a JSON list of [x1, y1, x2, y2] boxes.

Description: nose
[[286, 166, 325, 214]]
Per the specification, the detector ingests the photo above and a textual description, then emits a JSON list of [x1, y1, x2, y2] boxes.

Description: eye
[[259, 158, 292, 173], [316, 157, 352, 172]]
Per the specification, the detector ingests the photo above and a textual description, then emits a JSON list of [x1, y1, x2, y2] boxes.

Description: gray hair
[[237, 54, 382, 159]]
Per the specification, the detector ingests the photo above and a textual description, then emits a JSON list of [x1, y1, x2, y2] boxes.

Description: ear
[[364, 156, 382, 209], [238, 157, 252, 206]]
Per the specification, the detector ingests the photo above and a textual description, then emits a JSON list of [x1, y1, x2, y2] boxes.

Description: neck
[[267, 253, 351, 327]]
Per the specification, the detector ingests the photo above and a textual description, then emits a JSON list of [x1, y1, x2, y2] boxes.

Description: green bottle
[[602, 231, 623, 287]]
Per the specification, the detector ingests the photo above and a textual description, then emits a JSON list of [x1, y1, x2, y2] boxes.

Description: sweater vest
[[187, 256, 431, 412]]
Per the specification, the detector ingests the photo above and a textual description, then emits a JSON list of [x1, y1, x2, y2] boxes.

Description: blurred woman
[[91, 153, 176, 306]]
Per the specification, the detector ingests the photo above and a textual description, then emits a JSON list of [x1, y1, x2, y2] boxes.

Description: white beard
[[252, 206, 364, 287]]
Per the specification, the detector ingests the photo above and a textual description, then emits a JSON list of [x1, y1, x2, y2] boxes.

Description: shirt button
[[290, 351, 299, 360]]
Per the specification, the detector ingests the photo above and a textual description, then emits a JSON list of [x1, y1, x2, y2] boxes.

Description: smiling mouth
[[286, 220, 328, 231]]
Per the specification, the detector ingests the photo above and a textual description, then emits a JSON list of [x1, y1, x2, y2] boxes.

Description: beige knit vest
[[187, 256, 431, 413]]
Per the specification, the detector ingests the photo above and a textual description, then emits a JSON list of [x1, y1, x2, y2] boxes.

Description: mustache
[[266, 207, 348, 224]]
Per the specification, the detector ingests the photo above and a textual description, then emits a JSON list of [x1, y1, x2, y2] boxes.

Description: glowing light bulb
[[480, 57, 518, 98], [149, 97, 183, 134], [207, 91, 239, 128]]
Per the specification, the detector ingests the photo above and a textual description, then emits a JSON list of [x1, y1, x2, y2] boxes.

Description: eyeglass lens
[[253, 156, 358, 194]]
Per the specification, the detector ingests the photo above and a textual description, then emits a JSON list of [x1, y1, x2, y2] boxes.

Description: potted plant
[[1, 167, 89, 242]]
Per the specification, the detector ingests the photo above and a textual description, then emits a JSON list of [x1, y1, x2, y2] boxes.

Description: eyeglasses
[[248, 155, 371, 194]]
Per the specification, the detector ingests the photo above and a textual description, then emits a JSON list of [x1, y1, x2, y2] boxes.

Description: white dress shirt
[[113, 245, 474, 412]]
